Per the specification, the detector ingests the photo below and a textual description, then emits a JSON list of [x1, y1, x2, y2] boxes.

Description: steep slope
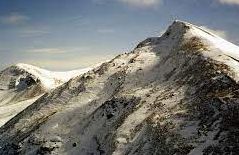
[[0, 64, 91, 127], [1, 21, 239, 155]]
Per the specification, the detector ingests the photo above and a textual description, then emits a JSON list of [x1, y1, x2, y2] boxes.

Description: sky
[[0, 0, 239, 71]]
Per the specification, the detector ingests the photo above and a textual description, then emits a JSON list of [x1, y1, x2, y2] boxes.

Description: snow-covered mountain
[[0, 64, 91, 127], [1, 21, 239, 155], [15, 63, 92, 90]]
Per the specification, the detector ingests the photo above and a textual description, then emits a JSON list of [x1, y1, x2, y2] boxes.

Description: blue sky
[[0, 0, 239, 70]]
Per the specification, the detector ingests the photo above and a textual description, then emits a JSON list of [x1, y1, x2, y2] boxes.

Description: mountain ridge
[[0, 21, 239, 155]]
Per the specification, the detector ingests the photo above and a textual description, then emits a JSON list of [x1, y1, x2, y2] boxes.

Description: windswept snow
[[182, 21, 239, 82], [188, 22, 239, 60]]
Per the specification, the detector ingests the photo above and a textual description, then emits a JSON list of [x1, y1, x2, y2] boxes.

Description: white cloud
[[19, 29, 50, 37], [97, 28, 115, 34], [217, 0, 239, 5], [26, 48, 67, 54], [91, 0, 162, 8], [68, 15, 91, 27], [25, 47, 93, 55], [118, 0, 161, 8], [200, 26, 228, 39], [0, 12, 29, 25]]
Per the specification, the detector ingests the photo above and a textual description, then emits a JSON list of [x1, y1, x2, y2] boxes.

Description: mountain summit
[[1, 21, 239, 155]]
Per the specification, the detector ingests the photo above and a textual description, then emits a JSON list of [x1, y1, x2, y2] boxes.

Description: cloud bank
[[23, 54, 114, 71], [26, 48, 67, 54], [217, 0, 239, 5], [0, 13, 29, 25]]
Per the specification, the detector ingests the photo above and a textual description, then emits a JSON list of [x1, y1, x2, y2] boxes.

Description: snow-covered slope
[[1, 21, 239, 155], [0, 64, 91, 127]]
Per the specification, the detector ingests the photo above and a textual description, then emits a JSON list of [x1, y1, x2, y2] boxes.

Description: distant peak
[[8, 62, 91, 90], [15, 63, 41, 70]]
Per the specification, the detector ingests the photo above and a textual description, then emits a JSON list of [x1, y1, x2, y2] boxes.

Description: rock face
[[1, 21, 239, 155]]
